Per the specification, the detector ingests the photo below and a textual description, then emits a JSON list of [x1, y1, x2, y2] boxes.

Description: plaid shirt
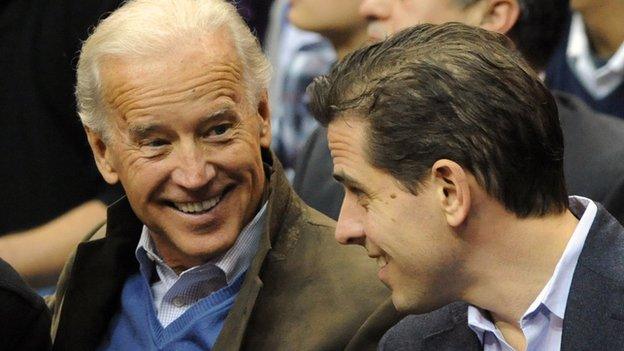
[[135, 202, 267, 327]]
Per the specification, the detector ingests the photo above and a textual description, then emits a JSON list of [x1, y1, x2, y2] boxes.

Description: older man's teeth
[[377, 256, 388, 268], [174, 196, 220, 214]]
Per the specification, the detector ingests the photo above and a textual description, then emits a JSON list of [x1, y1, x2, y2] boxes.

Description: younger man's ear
[[85, 126, 119, 185], [476, 0, 521, 35], [431, 160, 471, 227]]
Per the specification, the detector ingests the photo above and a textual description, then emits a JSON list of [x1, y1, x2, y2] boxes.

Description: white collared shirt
[[135, 201, 267, 327], [566, 12, 624, 99], [467, 196, 597, 351]]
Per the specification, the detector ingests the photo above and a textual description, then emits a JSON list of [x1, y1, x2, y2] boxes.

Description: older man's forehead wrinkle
[[106, 63, 244, 120], [116, 83, 240, 121]]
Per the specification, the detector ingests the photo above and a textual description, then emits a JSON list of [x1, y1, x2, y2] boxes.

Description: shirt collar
[[567, 12, 591, 62], [468, 196, 597, 335], [527, 196, 596, 319], [135, 200, 268, 285], [567, 12, 624, 78]]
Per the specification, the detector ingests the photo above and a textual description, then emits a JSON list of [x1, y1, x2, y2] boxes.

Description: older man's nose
[[171, 146, 216, 189], [335, 194, 366, 246]]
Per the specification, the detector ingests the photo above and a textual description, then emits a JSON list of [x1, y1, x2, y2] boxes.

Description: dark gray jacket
[[380, 199, 624, 350]]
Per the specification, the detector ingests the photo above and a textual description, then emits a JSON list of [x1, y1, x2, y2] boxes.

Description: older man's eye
[[145, 139, 169, 147], [207, 124, 232, 137]]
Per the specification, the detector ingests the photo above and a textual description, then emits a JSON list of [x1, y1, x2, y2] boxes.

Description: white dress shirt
[[468, 197, 597, 351], [135, 202, 267, 327], [566, 12, 624, 99]]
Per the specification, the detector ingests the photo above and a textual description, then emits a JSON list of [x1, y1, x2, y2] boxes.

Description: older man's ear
[[257, 90, 272, 149], [85, 126, 119, 185]]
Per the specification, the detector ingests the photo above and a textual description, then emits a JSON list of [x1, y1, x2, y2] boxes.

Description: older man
[[296, 0, 624, 224], [48, 0, 397, 350], [309, 23, 624, 351]]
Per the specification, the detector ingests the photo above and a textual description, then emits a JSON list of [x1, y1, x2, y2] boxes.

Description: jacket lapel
[[561, 202, 624, 350], [212, 228, 270, 351], [213, 151, 295, 350], [53, 197, 142, 351]]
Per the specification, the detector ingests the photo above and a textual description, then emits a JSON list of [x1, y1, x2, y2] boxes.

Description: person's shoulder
[[556, 92, 624, 143], [380, 302, 469, 351], [0, 259, 46, 311], [0, 259, 51, 350], [299, 197, 336, 230]]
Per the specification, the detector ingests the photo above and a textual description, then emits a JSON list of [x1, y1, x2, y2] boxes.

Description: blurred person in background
[[546, 0, 624, 119], [289, 0, 369, 218], [295, 0, 624, 224], [0, 0, 125, 289], [266, 0, 336, 178]]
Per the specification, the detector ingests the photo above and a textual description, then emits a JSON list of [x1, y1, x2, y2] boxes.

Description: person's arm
[[0, 200, 107, 288]]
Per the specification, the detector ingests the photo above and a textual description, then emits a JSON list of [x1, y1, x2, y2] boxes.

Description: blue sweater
[[98, 272, 245, 351]]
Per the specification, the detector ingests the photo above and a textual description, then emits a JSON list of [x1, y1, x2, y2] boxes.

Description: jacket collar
[[213, 149, 297, 350], [52, 196, 142, 351], [561, 201, 624, 350]]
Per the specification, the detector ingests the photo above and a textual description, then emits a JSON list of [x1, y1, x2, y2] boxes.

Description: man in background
[[289, 0, 369, 219], [0, 0, 124, 288], [546, 0, 624, 119]]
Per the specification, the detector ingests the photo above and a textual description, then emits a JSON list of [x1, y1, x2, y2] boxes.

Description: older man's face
[[91, 30, 270, 270], [359, 0, 477, 41]]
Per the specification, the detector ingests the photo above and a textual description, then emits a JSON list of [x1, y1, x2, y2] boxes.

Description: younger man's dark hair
[[308, 23, 568, 218]]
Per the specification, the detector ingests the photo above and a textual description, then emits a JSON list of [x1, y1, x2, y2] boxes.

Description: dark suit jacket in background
[[0, 258, 51, 350], [557, 92, 624, 223], [293, 126, 344, 220], [379, 199, 624, 350], [49, 153, 401, 351], [294, 93, 624, 224]]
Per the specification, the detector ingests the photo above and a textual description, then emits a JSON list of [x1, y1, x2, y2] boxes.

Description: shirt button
[[172, 296, 185, 307]]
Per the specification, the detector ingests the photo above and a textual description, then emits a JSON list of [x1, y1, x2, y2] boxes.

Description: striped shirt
[[135, 202, 267, 327]]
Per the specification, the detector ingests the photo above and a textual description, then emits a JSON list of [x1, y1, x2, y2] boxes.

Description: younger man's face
[[328, 115, 463, 313]]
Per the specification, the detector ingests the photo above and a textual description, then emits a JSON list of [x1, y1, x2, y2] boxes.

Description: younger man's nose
[[335, 196, 366, 246]]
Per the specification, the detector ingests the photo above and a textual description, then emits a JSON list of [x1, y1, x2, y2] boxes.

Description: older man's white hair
[[76, 0, 272, 140]]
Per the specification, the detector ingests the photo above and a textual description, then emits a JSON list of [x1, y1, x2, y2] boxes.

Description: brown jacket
[[49, 153, 401, 350]]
